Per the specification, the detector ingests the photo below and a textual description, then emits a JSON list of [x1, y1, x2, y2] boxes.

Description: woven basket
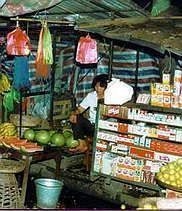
[[138, 197, 163, 208], [0, 159, 25, 208], [0, 173, 23, 208], [10, 114, 42, 127]]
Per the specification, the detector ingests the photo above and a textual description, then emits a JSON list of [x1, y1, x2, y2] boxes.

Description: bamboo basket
[[0, 159, 25, 208], [10, 114, 42, 127]]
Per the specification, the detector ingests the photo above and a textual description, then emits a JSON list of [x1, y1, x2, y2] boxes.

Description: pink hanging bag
[[76, 35, 98, 64]]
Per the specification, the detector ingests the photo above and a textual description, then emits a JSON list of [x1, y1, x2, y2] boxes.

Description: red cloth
[[6, 27, 31, 56]]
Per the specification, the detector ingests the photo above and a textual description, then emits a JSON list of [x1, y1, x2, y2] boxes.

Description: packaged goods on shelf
[[92, 103, 182, 194], [154, 152, 181, 163], [151, 70, 182, 109]]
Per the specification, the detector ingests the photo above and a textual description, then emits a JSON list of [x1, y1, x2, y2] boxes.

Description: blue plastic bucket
[[34, 178, 63, 208]]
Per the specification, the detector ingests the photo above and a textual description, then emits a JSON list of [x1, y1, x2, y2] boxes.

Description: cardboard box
[[163, 95, 171, 108], [98, 120, 118, 131], [118, 123, 128, 133], [150, 139, 182, 156], [154, 152, 181, 163], [130, 146, 154, 160]]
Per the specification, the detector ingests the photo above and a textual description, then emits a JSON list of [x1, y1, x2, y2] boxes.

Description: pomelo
[[35, 130, 50, 145], [23, 129, 35, 141], [65, 136, 79, 148], [51, 133, 65, 147], [63, 129, 73, 139]]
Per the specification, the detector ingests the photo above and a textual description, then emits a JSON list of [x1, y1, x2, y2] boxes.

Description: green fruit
[[63, 130, 73, 139], [23, 129, 35, 141], [35, 130, 50, 145], [49, 130, 57, 137], [65, 136, 79, 148], [51, 133, 65, 147]]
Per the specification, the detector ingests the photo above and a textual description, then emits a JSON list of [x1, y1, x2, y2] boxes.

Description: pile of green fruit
[[156, 159, 182, 189], [23, 128, 79, 148]]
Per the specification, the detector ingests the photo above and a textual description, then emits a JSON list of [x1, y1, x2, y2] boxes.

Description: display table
[[0, 146, 62, 206]]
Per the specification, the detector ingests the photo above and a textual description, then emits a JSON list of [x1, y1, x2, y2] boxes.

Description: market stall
[[0, 0, 181, 209]]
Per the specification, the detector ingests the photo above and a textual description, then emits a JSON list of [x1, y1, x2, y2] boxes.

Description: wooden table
[[0, 147, 62, 206]]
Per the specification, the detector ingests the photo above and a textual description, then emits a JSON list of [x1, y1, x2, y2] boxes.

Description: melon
[[35, 130, 50, 145], [63, 129, 73, 139], [51, 133, 65, 147], [23, 129, 35, 141], [65, 136, 79, 148]]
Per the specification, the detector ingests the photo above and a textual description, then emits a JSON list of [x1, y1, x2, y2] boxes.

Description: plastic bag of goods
[[76, 35, 98, 64], [104, 78, 133, 105]]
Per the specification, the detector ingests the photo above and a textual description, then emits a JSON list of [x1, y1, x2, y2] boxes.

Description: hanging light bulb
[[0, 0, 6, 8]]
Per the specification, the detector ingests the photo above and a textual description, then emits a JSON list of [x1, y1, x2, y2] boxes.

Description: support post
[[134, 49, 140, 102], [108, 40, 113, 81], [49, 29, 57, 125]]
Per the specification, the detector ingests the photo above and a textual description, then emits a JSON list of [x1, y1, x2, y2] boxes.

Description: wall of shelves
[[91, 103, 182, 192]]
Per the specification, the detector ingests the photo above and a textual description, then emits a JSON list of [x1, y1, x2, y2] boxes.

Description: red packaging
[[130, 146, 154, 160]]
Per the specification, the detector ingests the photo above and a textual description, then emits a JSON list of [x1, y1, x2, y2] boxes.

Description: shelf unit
[[91, 103, 182, 192]]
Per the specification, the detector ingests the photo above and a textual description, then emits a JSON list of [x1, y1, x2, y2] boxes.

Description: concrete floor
[[24, 154, 158, 209]]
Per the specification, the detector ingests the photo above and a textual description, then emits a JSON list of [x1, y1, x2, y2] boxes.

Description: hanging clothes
[[13, 56, 31, 90], [35, 22, 53, 78], [6, 27, 31, 56]]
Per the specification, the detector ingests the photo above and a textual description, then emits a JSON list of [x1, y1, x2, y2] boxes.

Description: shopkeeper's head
[[92, 74, 108, 97]]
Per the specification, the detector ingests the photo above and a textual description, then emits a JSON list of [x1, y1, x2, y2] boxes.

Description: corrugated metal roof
[[0, 0, 181, 53], [36, 0, 148, 22]]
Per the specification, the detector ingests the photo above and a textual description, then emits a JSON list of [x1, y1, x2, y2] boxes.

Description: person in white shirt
[[69, 74, 108, 153]]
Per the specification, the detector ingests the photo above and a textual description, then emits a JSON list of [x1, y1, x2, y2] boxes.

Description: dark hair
[[91, 74, 108, 90]]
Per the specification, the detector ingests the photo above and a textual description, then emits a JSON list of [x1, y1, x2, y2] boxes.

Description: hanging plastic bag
[[13, 56, 31, 90], [35, 21, 53, 78], [76, 35, 98, 64], [6, 27, 31, 56], [104, 78, 134, 105], [31, 96, 50, 120], [151, 0, 170, 16], [3, 88, 20, 120]]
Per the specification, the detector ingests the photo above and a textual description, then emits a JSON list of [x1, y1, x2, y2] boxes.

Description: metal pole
[[19, 92, 23, 138], [134, 49, 140, 102], [108, 40, 113, 81], [49, 29, 57, 125]]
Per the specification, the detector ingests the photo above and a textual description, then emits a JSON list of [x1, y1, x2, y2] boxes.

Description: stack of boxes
[[172, 70, 182, 108], [150, 70, 182, 108]]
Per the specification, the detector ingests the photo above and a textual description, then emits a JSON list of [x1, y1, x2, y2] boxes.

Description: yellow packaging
[[163, 73, 170, 84], [163, 95, 171, 108], [155, 83, 164, 95], [163, 84, 171, 96], [151, 94, 158, 106], [150, 83, 156, 95], [156, 95, 164, 107]]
